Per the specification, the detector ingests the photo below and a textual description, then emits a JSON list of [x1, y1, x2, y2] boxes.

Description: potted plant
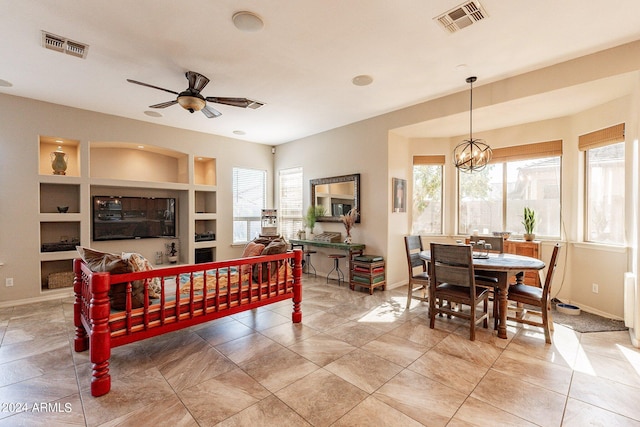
[[522, 207, 537, 241], [305, 206, 317, 238]]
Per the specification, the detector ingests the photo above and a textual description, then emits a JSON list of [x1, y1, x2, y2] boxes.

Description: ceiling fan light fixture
[[178, 95, 206, 113], [232, 11, 264, 32], [453, 76, 492, 172]]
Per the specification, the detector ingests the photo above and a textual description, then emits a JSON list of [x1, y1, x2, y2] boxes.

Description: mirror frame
[[310, 173, 360, 223]]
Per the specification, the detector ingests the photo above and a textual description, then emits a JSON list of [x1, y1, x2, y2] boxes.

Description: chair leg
[[406, 282, 414, 309], [429, 296, 436, 329], [542, 305, 552, 344], [483, 298, 489, 329]]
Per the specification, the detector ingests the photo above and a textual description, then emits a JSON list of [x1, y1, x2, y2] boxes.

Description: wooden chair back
[[404, 235, 427, 276], [541, 243, 561, 302], [429, 243, 476, 298]]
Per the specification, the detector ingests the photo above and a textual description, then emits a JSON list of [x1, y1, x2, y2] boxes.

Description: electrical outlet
[[5, 278, 13, 287], [592, 283, 599, 294]]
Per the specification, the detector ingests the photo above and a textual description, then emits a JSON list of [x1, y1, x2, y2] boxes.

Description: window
[[412, 156, 444, 234], [279, 167, 303, 239], [458, 140, 562, 238], [232, 167, 266, 244], [580, 124, 625, 245]]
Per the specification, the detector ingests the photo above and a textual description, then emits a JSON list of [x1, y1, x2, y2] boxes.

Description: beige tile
[[506, 326, 580, 369], [0, 346, 73, 388], [325, 319, 385, 347], [193, 318, 254, 346], [0, 393, 85, 426], [288, 333, 355, 366], [374, 368, 467, 426], [235, 309, 291, 331], [492, 348, 573, 394], [332, 395, 423, 427], [433, 333, 503, 368], [447, 396, 538, 427], [388, 318, 450, 347], [98, 395, 198, 427], [562, 397, 640, 427], [324, 348, 403, 393], [569, 371, 640, 421], [179, 368, 270, 426], [275, 369, 368, 427], [407, 347, 489, 394], [471, 369, 566, 427], [259, 321, 320, 346], [158, 344, 236, 392], [579, 330, 640, 362], [574, 347, 640, 389], [240, 347, 319, 392], [215, 332, 283, 365], [0, 330, 69, 364], [216, 394, 311, 427], [80, 367, 177, 426], [300, 310, 349, 332], [361, 332, 429, 367]]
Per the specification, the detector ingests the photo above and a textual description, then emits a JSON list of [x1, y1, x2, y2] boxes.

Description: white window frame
[[232, 167, 266, 244], [279, 167, 303, 240]]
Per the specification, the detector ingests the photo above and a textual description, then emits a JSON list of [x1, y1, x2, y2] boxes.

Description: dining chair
[[469, 235, 504, 329], [428, 243, 489, 341], [506, 243, 561, 344], [404, 235, 430, 308]]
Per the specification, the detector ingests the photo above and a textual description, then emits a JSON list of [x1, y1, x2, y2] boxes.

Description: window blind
[[490, 140, 563, 163], [279, 167, 303, 239], [579, 123, 625, 151], [232, 167, 266, 243], [413, 155, 446, 165]]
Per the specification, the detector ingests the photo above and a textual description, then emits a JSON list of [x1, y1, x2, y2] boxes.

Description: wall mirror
[[310, 173, 360, 223]]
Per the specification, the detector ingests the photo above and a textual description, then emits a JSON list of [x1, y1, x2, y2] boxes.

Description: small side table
[[350, 255, 386, 294]]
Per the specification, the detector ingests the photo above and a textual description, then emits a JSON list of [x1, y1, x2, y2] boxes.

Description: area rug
[[551, 302, 627, 333]]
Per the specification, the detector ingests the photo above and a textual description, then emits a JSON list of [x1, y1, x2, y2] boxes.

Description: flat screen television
[[93, 196, 176, 241]]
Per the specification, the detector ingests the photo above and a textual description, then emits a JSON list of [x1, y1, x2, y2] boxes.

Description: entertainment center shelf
[[37, 136, 218, 291]]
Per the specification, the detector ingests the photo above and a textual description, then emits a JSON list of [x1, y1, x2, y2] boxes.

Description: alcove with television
[[92, 196, 176, 241]]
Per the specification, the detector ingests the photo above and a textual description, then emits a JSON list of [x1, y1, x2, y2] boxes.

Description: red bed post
[[292, 249, 303, 323], [89, 272, 112, 397], [73, 259, 89, 352]]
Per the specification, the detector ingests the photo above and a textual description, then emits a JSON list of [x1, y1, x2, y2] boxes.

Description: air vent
[[434, 1, 488, 33], [41, 31, 89, 59], [247, 100, 264, 110]]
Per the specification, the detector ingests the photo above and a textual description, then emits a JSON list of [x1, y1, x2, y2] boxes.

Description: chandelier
[[453, 76, 492, 172]]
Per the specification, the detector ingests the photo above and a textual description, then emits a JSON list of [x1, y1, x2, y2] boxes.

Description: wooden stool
[[327, 254, 346, 285], [304, 249, 317, 277]]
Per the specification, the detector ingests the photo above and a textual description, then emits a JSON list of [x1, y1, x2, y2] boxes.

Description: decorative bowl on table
[[57, 206, 69, 213], [492, 231, 511, 240]]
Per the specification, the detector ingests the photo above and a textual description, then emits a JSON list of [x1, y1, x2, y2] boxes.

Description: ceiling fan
[[127, 71, 263, 118]]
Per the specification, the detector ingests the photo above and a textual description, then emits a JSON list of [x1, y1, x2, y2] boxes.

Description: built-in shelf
[[39, 136, 81, 177], [194, 157, 216, 186]]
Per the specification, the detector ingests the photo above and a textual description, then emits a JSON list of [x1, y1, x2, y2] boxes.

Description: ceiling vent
[[41, 31, 89, 59], [434, 1, 488, 33]]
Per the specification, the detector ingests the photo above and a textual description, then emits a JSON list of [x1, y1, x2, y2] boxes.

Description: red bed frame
[[73, 249, 302, 397]]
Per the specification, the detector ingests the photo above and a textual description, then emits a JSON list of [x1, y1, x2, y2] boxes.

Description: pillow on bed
[[253, 238, 288, 282], [240, 241, 265, 274], [122, 252, 161, 299], [76, 247, 147, 310]]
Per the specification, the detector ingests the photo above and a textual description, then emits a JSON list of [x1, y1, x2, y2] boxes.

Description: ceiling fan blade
[[201, 105, 222, 118], [149, 100, 178, 109], [205, 97, 264, 109], [186, 71, 210, 92], [127, 79, 180, 95]]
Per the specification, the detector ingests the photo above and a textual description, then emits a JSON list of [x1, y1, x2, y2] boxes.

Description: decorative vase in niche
[[344, 235, 352, 244], [50, 150, 68, 175]]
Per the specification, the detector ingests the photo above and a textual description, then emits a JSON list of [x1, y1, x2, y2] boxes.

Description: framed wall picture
[[392, 178, 407, 213]]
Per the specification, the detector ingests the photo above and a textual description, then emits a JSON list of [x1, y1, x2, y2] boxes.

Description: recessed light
[[352, 75, 373, 86], [0, 79, 13, 87], [197, 157, 204, 161], [232, 11, 264, 32], [55, 139, 63, 143], [137, 145, 144, 149], [233, 130, 246, 135], [144, 110, 163, 117]]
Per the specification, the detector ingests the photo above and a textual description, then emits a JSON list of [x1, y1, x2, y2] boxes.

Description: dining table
[[419, 250, 545, 339]]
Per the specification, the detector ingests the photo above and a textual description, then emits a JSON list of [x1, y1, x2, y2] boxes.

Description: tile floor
[[1, 276, 640, 426]]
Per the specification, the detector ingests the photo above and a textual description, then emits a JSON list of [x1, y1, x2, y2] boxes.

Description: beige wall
[[0, 94, 272, 305], [2, 40, 640, 320]]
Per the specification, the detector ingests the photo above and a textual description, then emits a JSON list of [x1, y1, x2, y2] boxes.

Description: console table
[[289, 239, 365, 273]]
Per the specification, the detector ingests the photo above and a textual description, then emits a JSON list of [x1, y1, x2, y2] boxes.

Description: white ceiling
[[2, 1, 640, 145]]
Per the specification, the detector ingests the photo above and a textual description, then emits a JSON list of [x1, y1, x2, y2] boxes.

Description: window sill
[[572, 241, 628, 253]]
